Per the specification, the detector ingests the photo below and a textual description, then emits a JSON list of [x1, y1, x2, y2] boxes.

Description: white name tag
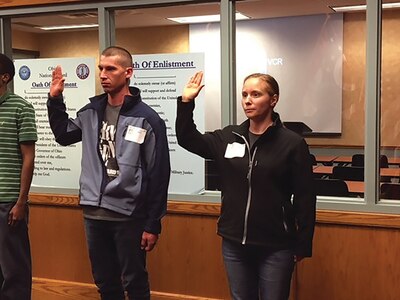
[[125, 125, 147, 144], [224, 142, 245, 158]]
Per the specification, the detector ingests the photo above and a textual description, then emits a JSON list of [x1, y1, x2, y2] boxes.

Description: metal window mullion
[[98, 6, 115, 52], [0, 17, 12, 56], [0, 17, 13, 92], [220, 0, 236, 127], [365, 0, 382, 204]]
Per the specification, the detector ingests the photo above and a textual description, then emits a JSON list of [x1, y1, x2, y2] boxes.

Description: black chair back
[[351, 154, 364, 167], [351, 154, 389, 168], [380, 183, 400, 200], [380, 155, 389, 168], [205, 159, 221, 191], [332, 166, 364, 181], [314, 178, 349, 196]]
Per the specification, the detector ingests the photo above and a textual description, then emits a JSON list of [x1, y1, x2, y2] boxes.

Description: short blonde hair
[[243, 73, 279, 96]]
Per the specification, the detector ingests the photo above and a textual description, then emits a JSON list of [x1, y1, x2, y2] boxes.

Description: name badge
[[224, 142, 245, 158], [125, 125, 147, 144]]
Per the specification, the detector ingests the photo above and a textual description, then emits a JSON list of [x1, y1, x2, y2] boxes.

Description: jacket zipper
[[233, 132, 257, 245], [282, 206, 288, 232], [98, 119, 105, 206]]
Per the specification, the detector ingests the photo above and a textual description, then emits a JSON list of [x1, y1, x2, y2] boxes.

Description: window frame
[[1, 0, 397, 214]]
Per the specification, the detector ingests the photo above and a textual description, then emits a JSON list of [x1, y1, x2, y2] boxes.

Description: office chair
[[351, 154, 364, 167], [350, 154, 391, 181], [310, 154, 317, 166], [380, 183, 400, 200], [351, 154, 389, 168], [380, 155, 389, 168], [314, 178, 349, 197], [332, 166, 364, 181], [205, 159, 221, 191]]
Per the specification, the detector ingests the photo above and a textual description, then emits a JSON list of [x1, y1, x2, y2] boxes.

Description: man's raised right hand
[[50, 65, 65, 97]]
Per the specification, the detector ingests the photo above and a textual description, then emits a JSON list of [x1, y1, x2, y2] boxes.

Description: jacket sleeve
[[291, 139, 316, 257], [175, 96, 218, 159], [142, 117, 171, 234], [47, 94, 83, 146]]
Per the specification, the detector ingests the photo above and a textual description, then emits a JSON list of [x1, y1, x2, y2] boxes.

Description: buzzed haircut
[[0, 53, 15, 83], [101, 46, 133, 68]]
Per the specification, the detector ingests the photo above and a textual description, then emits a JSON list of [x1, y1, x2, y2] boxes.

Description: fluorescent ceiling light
[[38, 24, 98, 31], [331, 2, 400, 12], [168, 12, 249, 24]]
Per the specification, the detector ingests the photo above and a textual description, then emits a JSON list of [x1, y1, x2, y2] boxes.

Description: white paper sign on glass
[[14, 58, 95, 189], [131, 53, 205, 194]]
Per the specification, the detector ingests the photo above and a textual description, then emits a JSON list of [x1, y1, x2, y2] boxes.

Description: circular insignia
[[76, 63, 90, 80], [18, 65, 31, 80]]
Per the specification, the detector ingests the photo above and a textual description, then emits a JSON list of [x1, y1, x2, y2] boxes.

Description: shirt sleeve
[[18, 102, 38, 143], [292, 139, 317, 257], [142, 117, 171, 234]]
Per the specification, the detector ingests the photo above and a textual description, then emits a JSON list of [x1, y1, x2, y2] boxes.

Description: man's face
[[98, 55, 132, 94], [0, 73, 10, 90]]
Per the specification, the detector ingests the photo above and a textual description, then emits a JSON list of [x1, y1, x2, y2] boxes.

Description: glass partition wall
[[114, 3, 224, 195], [1, 0, 397, 213], [232, 0, 400, 214], [3, 0, 225, 197], [380, 4, 400, 202], [233, 1, 369, 203], [11, 9, 100, 193]]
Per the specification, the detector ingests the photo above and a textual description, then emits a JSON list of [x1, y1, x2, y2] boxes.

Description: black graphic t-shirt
[[100, 104, 121, 181]]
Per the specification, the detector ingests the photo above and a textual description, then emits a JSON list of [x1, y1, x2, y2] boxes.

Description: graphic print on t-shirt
[[100, 121, 119, 179]]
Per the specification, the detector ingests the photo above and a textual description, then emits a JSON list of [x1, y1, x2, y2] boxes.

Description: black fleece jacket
[[176, 97, 316, 257]]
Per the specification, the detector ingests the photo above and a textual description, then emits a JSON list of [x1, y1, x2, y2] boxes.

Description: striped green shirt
[[0, 91, 37, 203]]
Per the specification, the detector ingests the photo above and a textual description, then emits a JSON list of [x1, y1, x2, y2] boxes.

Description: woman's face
[[241, 77, 278, 122]]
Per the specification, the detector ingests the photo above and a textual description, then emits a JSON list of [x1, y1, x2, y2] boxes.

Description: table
[[332, 156, 352, 164], [388, 157, 400, 166], [344, 181, 364, 194], [315, 155, 338, 164], [333, 156, 400, 166], [343, 181, 393, 195], [313, 165, 400, 178]]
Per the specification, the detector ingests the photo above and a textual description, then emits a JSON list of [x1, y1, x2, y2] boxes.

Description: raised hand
[[50, 65, 65, 97], [182, 71, 205, 102]]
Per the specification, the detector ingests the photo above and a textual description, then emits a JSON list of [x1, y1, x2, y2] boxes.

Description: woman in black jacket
[[176, 71, 316, 300]]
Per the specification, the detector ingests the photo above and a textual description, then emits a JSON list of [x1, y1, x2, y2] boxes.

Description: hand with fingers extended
[[50, 65, 65, 97], [182, 71, 205, 102]]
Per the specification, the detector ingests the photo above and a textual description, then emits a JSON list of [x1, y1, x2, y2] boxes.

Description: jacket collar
[[235, 111, 283, 136], [88, 86, 142, 111]]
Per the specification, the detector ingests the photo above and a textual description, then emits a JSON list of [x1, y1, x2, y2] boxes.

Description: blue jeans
[[0, 202, 32, 300], [222, 238, 295, 300], [84, 218, 149, 300]]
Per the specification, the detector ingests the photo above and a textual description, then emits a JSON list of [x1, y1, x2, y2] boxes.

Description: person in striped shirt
[[0, 53, 37, 300]]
